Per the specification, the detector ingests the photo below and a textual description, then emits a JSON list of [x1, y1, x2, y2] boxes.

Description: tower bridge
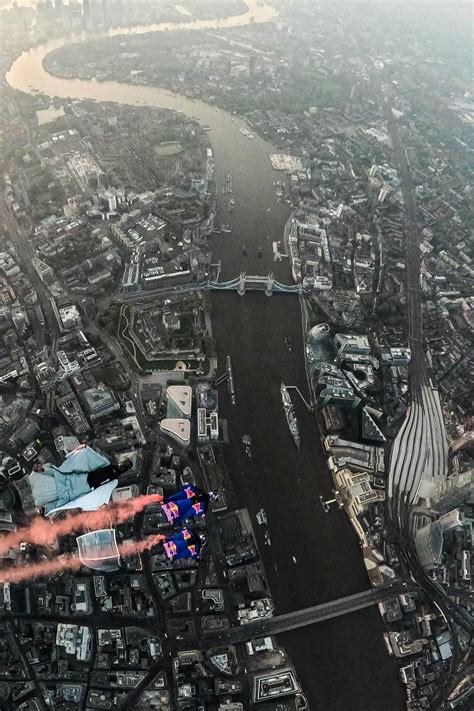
[[119, 273, 303, 302], [210, 272, 302, 296]]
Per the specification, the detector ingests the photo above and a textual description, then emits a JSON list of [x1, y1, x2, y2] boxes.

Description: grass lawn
[[118, 305, 210, 374], [152, 142, 184, 157]]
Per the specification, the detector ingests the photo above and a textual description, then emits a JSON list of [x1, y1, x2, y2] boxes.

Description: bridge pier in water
[[265, 273, 274, 296], [238, 272, 246, 296]]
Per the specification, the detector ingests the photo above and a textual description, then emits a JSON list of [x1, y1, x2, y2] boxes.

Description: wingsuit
[[29, 446, 132, 514], [162, 528, 202, 561], [161, 484, 210, 526]]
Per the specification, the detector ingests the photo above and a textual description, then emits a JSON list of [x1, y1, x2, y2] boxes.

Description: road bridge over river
[[118, 273, 303, 303], [211, 272, 301, 295], [197, 581, 417, 648]]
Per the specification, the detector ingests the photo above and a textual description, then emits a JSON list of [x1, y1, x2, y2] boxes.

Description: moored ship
[[280, 383, 300, 449]]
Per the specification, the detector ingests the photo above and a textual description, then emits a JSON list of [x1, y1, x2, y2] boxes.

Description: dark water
[[211, 292, 404, 710], [208, 109, 404, 711], [6, 17, 404, 709]]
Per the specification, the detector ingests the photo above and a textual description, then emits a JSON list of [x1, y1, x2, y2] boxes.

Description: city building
[[253, 669, 301, 703], [56, 624, 92, 662], [333, 468, 385, 519], [83, 386, 120, 421], [362, 407, 386, 443], [334, 333, 371, 358], [166, 385, 192, 419], [32, 257, 55, 284], [197, 408, 219, 443], [51, 301, 83, 333], [159, 419, 191, 447]]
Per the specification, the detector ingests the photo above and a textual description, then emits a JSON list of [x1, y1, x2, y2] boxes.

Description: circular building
[[308, 323, 330, 345]]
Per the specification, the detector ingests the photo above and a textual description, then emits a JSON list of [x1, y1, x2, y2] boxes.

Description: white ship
[[280, 383, 300, 449]]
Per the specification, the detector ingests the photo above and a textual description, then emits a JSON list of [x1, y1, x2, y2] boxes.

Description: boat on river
[[280, 383, 300, 449]]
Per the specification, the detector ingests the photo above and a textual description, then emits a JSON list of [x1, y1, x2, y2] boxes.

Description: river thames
[[5, 2, 405, 706]]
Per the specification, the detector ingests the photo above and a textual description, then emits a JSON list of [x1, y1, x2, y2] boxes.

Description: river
[[6, 3, 404, 708]]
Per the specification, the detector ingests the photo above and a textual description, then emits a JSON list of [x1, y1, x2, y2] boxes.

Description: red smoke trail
[[117, 534, 166, 556], [0, 533, 167, 584], [0, 554, 83, 584], [0, 494, 163, 556]]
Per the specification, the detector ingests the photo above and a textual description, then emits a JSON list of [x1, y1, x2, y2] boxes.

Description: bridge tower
[[238, 272, 246, 296], [265, 273, 274, 296]]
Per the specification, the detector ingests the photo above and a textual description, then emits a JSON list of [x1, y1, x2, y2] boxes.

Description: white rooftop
[[167, 385, 192, 417], [160, 418, 191, 446], [112, 485, 139, 504], [59, 304, 80, 321]]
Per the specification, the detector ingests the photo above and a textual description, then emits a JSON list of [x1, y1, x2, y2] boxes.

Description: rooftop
[[166, 385, 192, 418]]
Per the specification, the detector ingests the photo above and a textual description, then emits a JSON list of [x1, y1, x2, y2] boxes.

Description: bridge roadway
[[197, 581, 416, 648], [211, 274, 301, 293], [117, 276, 302, 303]]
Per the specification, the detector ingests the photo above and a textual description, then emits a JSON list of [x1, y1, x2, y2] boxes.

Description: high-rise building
[[54, 303, 82, 333], [103, 190, 117, 212], [166, 385, 192, 419], [11, 307, 29, 336], [415, 521, 443, 569], [32, 257, 55, 285], [160, 419, 190, 447], [334, 333, 371, 358], [83, 387, 120, 421], [316, 382, 360, 409]]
